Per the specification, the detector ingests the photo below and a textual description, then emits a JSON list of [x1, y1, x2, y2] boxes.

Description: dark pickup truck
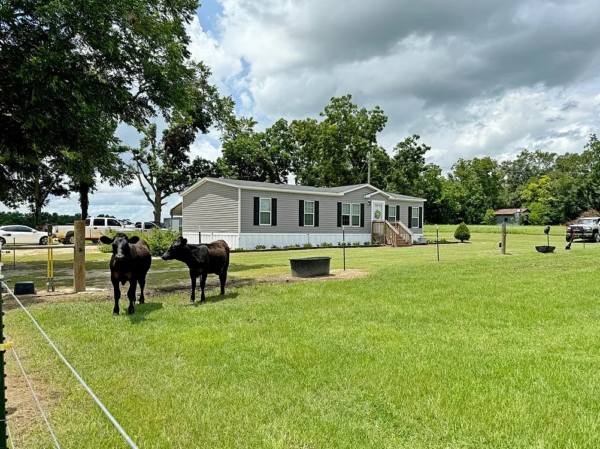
[[566, 217, 600, 243]]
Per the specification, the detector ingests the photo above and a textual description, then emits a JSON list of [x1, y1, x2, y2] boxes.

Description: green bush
[[233, 248, 245, 252], [271, 245, 280, 249], [255, 245, 266, 250], [364, 241, 371, 246], [484, 209, 496, 225], [338, 242, 348, 247], [321, 242, 333, 247], [303, 242, 313, 248], [99, 228, 181, 257], [352, 241, 360, 246], [454, 222, 471, 242], [288, 244, 301, 248]]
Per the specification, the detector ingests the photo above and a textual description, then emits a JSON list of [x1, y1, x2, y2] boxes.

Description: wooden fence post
[[74, 221, 86, 292], [501, 222, 507, 255]]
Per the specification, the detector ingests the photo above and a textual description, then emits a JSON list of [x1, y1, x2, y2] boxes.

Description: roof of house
[[494, 208, 530, 215], [180, 177, 427, 202]]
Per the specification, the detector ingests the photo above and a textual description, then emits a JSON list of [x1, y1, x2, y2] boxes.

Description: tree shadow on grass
[[127, 302, 163, 324]]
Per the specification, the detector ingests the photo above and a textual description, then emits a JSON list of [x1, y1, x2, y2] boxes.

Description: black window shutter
[[408, 206, 413, 229], [360, 203, 365, 227], [418, 206, 423, 229], [271, 198, 277, 226], [385, 205, 389, 221], [396, 206, 400, 222], [337, 202, 342, 227], [315, 201, 320, 227], [299, 200, 304, 227], [253, 197, 260, 226]]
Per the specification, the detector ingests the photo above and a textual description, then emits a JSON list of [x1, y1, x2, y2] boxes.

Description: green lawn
[[4, 231, 600, 448]]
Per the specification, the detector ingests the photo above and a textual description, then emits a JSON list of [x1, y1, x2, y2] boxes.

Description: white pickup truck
[[54, 217, 128, 244]]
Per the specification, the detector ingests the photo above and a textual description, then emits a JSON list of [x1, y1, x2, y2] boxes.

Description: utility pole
[[367, 149, 371, 185], [0, 239, 9, 449]]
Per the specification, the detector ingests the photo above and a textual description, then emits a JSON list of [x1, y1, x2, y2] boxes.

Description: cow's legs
[[127, 279, 137, 315], [190, 272, 196, 302], [200, 273, 207, 302], [112, 278, 121, 316], [219, 270, 227, 296], [138, 276, 146, 304]]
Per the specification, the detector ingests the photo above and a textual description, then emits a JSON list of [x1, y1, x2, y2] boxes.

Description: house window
[[305, 201, 314, 226], [412, 207, 419, 228], [352, 204, 360, 226], [342, 203, 350, 226], [342, 203, 360, 226], [388, 206, 396, 222], [260, 198, 271, 225]]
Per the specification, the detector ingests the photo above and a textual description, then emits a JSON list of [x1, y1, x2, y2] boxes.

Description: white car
[[0, 225, 51, 245]]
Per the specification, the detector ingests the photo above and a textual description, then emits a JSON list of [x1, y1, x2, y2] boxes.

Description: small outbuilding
[[164, 202, 183, 233], [493, 208, 529, 225]]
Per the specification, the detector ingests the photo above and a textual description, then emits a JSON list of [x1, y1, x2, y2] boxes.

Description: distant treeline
[[0, 212, 82, 228]]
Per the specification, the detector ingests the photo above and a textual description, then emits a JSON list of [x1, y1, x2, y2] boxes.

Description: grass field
[[4, 230, 600, 448]]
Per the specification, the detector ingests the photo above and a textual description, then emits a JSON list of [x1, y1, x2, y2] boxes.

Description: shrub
[[288, 244, 301, 248], [271, 245, 280, 249], [255, 245, 266, 250], [99, 228, 180, 257], [233, 248, 245, 252], [303, 242, 313, 248], [338, 242, 348, 247], [321, 242, 333, 247], [484, 208, 496, 225], [364, 241, 371, 246], [454, 222, 471, 242], [352, 241, 360, 246]]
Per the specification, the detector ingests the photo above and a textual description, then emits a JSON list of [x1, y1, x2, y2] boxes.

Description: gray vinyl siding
[[182, 182, 239, 233], [240, 187, 424, 235]]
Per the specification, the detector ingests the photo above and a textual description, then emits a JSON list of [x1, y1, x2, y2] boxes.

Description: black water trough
[[290, 257, 331, 278], [535, 245, 556, 253]]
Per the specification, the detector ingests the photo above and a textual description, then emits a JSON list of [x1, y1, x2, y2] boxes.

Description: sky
[[6, 0, 600, 222]]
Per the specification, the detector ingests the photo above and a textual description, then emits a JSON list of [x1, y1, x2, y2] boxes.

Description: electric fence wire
[[4, 333, 60, 449], [6, 418, 15, 449], [1, 282, 139, 449]]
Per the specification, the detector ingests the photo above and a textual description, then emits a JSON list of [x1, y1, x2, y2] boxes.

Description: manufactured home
[[179, 178, 426, 249]]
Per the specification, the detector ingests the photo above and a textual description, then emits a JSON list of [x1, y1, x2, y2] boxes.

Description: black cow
[[100, 234, 152, 315], [161, 237, 230, 302]]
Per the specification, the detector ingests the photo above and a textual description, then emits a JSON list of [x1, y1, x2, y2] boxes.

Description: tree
[[484, 209, 496, 226], [132, 123, 195, 223], [291, 95, 388, 187], [454, 222, 471, 242], [15, 157, 70, 225], [449, 157, 503, 224], [1, 0, 202, 207], [131, 62, 235, 223], [500, 149, 556, 207], [388, 135, 430, 196]]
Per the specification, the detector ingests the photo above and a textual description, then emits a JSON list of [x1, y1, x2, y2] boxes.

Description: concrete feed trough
[[289, 257, 331, 278]]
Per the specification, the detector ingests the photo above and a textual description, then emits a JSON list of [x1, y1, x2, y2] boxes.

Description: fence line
[[6, 419, 14, 449], [1, 282, 139, 449], [5, 333, 60, 448]]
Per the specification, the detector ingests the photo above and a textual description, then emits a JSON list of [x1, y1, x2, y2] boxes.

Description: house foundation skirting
[[181, 232, 421, 249], [182, 232, 240, 249], [240, 233, 372, 249]]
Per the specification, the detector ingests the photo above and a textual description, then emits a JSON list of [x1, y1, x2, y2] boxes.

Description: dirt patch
[[4, 269, 367, 307], [5, 348, 62, 447]]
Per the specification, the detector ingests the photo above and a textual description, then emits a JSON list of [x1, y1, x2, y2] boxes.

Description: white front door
[[372, 201, 385, 221]]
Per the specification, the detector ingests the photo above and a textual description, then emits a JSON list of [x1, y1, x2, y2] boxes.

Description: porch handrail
[[394, 220, 413, 238]]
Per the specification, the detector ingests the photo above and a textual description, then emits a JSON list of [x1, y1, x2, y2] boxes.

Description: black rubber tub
[[290, 257, 331, 277], [535, 245, 556, 253]]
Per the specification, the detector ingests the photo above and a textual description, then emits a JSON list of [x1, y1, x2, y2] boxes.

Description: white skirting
[[239, 233, 372, 249], [182, 232, 240, 249]]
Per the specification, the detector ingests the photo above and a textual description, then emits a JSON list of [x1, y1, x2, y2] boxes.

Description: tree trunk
[[79, 182, 91, 220], [153, 189, 162, 223], [33, 169, 42, 226]]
